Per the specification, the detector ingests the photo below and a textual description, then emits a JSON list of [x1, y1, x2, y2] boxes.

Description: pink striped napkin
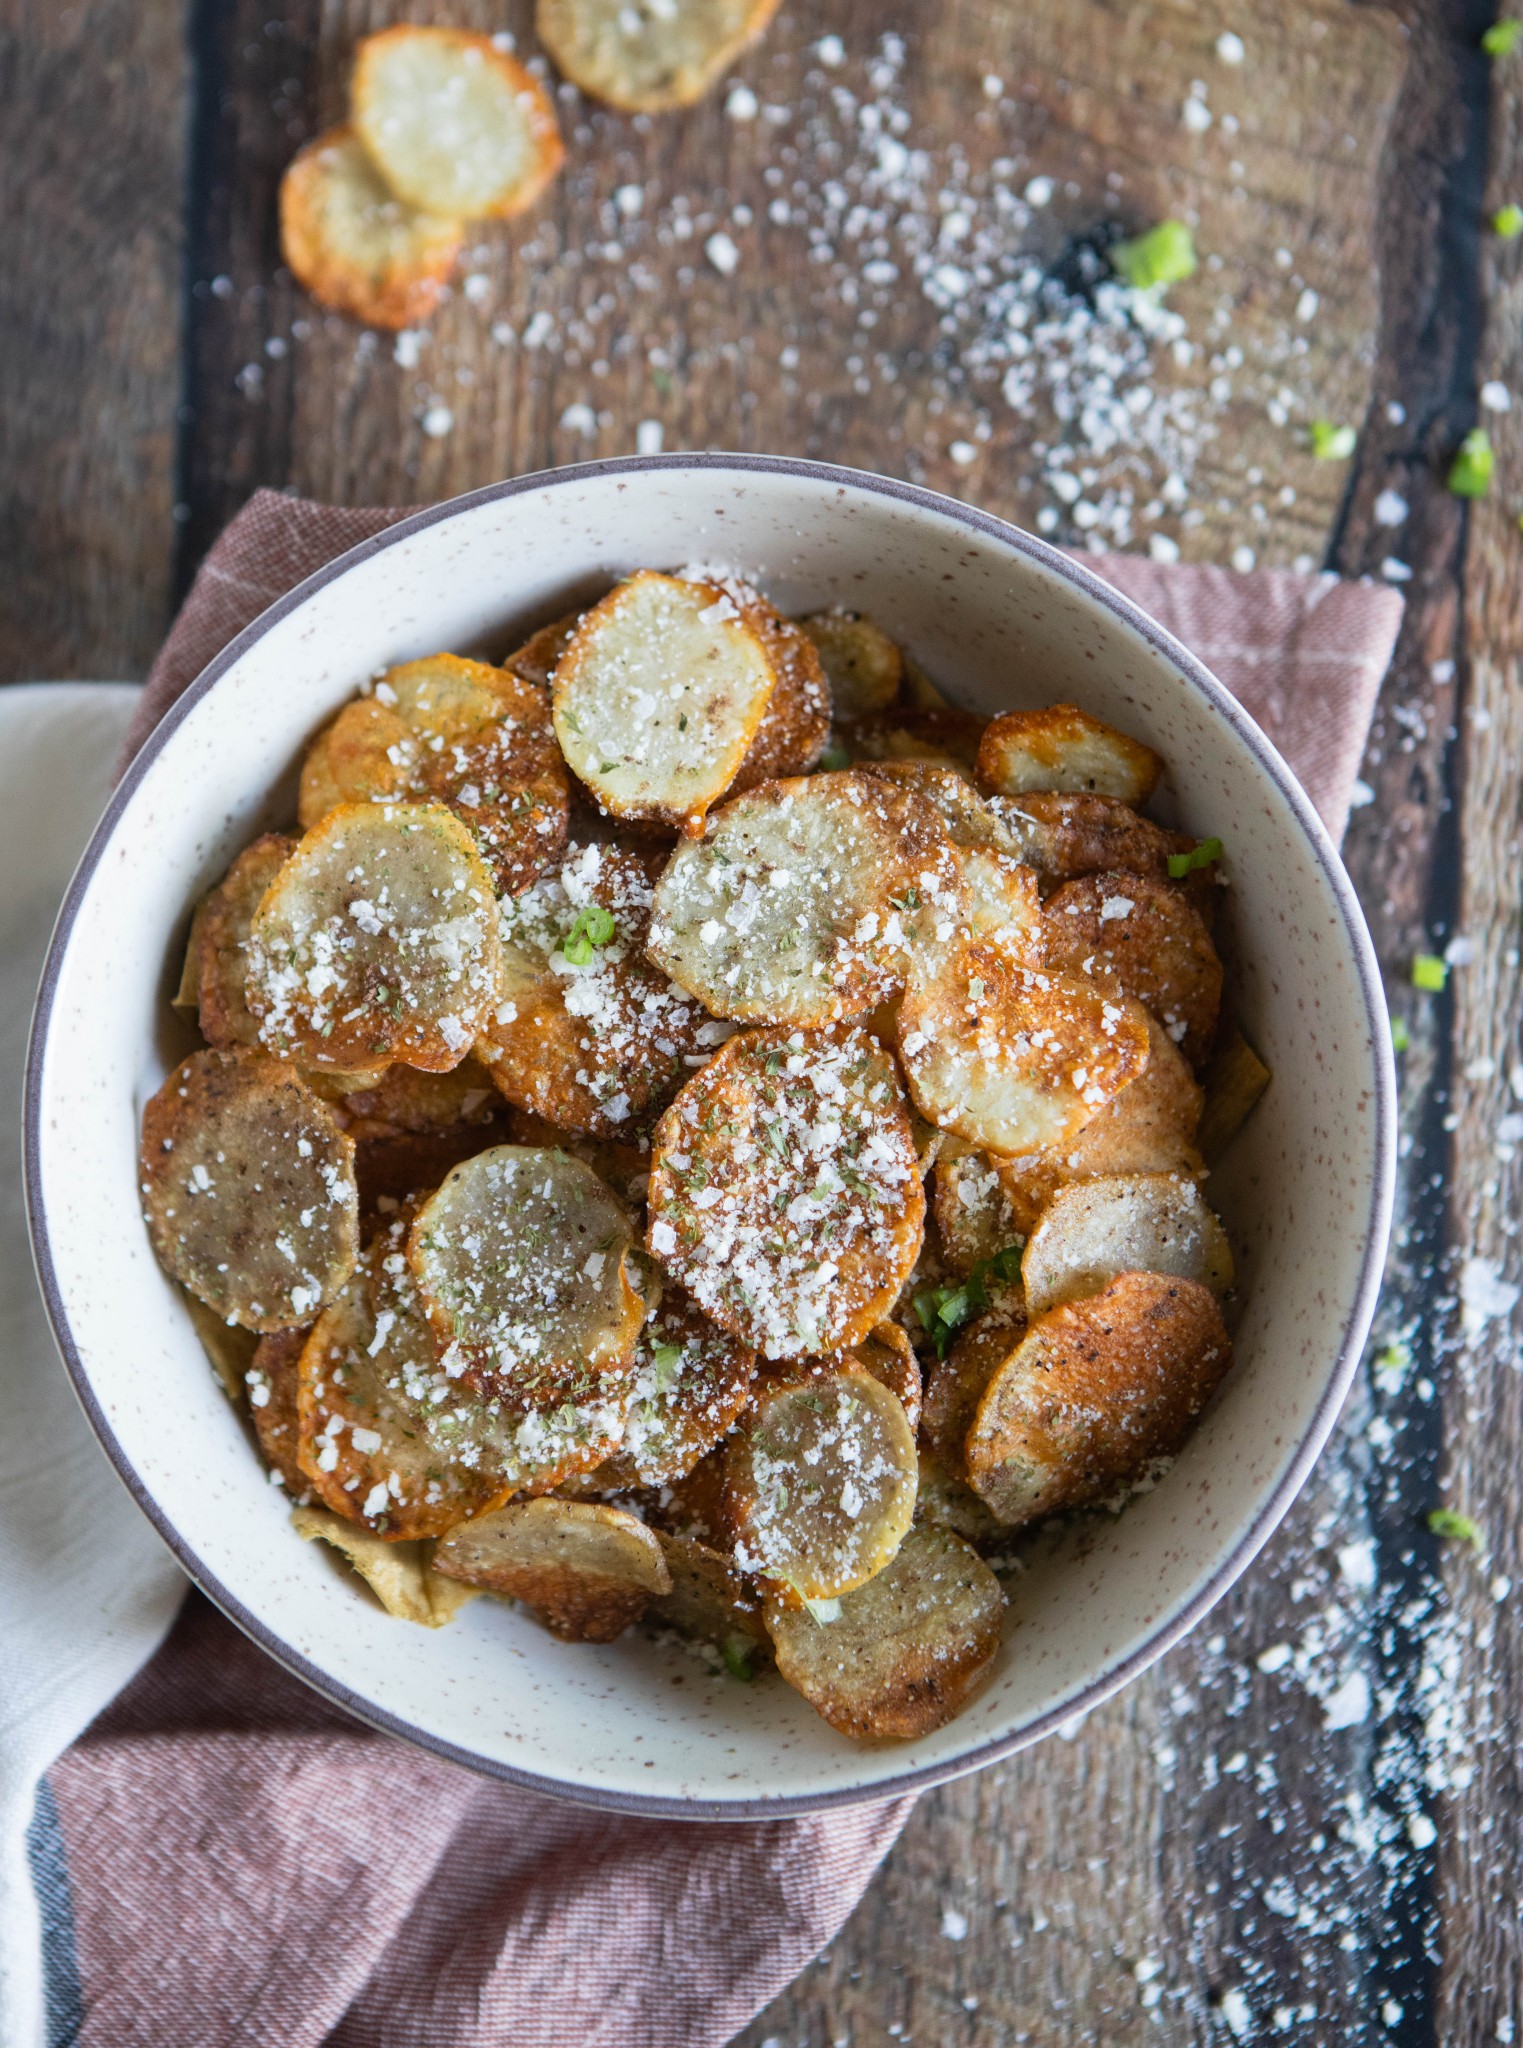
[[40, 488, 1400, 2048]]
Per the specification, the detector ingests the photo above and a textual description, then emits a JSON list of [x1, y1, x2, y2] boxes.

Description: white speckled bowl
[[26, 457, 1394, 1814]]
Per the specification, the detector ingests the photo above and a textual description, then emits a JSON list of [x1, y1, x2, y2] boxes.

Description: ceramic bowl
[[25, 456, 1394, 1814]]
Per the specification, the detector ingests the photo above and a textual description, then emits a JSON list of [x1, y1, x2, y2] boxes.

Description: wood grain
[[0, 0, 187, 681]]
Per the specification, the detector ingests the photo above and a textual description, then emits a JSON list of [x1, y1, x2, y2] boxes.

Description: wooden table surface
[[3, 0, 1519, 2038]]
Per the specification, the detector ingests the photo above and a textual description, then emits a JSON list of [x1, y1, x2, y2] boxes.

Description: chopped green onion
[[817, 742, 853, 772], [561, 903, 617, 965], [1484, 19, 1523, 55], [1495, 204, 1523, 239], [1309, 420, 1357, 461], [1375, 1338, 1412, 1376], [1448, 428, 1495, 498], [1390, 1016, 1411, 1052], [1167, 836, 1224, 879], [1427, 1508, 1483, 1547], [914, 1242, 1026, 1358], [1111, 219, 1198, 293], [1412, 953, 1448, 992], [801, 1595, 841, 1624], [721, 1634, 757, 1679]]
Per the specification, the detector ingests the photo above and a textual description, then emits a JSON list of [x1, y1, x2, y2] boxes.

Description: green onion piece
[[1390, 1016, 1411, 1052], [1427, 1507, 1483, 1547], [721, 1634, 757, 1680], [1309, 420, 1357, 461], [1484, 19, 1523, 56], [914, 1242, 1025, 1358], [1375, 1338, 1412, 1376], [1412, 953, 1448, 992], [1167, 836, 1224, 879], [801, 1595, 841, 1624], [1494, 203, 1523, 239], [817, 742, 853, 772], [1448, 428, 1495, 498], [561, 904, 617, 965], [1111, 219, 1198, 293]]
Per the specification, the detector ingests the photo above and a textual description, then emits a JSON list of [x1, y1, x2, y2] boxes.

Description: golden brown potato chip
[[553, 572, 779, 834], [585, 1288, 755, 1489], [476, 841, 718, 1139], [325, 1055, 500, 1142], [648, 1530, 769, 1664], [985, 790, 1192, 890], [1042, 869, 1223, 1070], [246, 1324, 311, 1495], [966, 1273, 1232, 1526], [992, 1009, 1203, 1232], [897, 944, 1150, 1159], [1022, 1172, 1233, 1318], [352, 27, 563, 221], [976, 704, 1162, 805], [246, 801, 503, 1075], [729, 595, 832, 789], [278, 126, 464, 332], [173, 898, 211, 1013], [535, 0, 781, 112], [503, 610, 585, 690], [647, 1023, 925, 1360], [408, 1145, 647, 1406], [850, 1320, 923, 1433], [1198, 1023, 1273, 1163], [728, 1368, 918, 1599], [647, 771, 968, 1028], [291, 1504, 474, 1625], [765, 1523, 1004, 1740], [931, 1143, 1027, 1278], [920, 1310, 1023, 1473], [860, 760, 1018, 854], [433, 1497, 670, 1640], [959, 848, 1043, 967], [196, 835, 298, 1050], [845, 708, 986, 777], [140, 1050, 359, 1332], [799, 609, 903, 721], [298, 699, 417, 831], [181, 1291, 260, 1406]]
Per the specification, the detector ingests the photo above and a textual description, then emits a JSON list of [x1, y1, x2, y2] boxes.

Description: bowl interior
[[29, 459, 1391, 1811]]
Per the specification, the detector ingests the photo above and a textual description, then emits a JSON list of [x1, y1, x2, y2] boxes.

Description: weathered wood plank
[[0, 0, 187, 681]]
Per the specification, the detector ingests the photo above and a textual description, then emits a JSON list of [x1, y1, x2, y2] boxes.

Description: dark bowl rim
[[23, 452, 1396, 1819]]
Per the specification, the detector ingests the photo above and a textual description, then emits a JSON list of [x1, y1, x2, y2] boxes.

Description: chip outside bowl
[[24, 455, 1395, 1816]]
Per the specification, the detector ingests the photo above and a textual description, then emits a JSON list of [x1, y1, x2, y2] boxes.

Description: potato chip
[[535, 0, 781, 112], [476, 841, 718, 1139], [645, 1441, 741, 1549], [901, 652, 956, 713], [352, 27, 563, 221], [503, 610, 585, 691], [140, 1050, 359, 1332], [246, 801, 502, 1074], [553, 573, 779, 834], [279, 126, 464, 332], [501, 1105, 652, 1211], [291, 1504, 473, 1625], [985, 790, 1193, 890], [648, 1530, 769, 1665], [173, 898, 210, 1013], [647, 1023, 925, 1360], [966, 1273, 1233, 1526], [325, 1054, 500, 1143], [728, 595, 831, 789], [585, 1288, 755, 1490], [246, 1324, 310, 1494], [647, 771, 968, 1027], [408, 1145, 647, 1406], [975, 705, 1162, 805], [196, 835, 297, 1050], [920, 1310, 1021, 1472], [845, 707, 986, 777], [728, 1368, 918, 1599], [1198, 1023, 1273, 1163], [799, 609, 903, 721], [765, 1523, 1003, 1740], [992, 1010, 1203, 1232], [860, 761, 1019, 853], [850, 1320, 923, 1433], [932, 1144, 1026, 1278], [959, 848, 1043, 967], [1022, 1173, 1233, 1318], [897, 945, 1150, 1159], [913, 1449, 1013, 1553], [1042, 869, 1223, 1070], [433, 1497, 670, 1640], [298, 699, 417, 832]]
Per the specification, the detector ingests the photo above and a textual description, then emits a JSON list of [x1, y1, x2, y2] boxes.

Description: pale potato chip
[[960, 848, 1043, 967], [966, 1273, 1232, 1526], [535, 0, 781, 112], [432, 1497, 670, 1640], [1198, 1024, 1273, 1163], [246, 801, 503, 1074], [408, 1145, 647, 1406], [861, 761, 1019, 853], [291, 1504, 473, 1625], [799, 609, 903, 721], [913, 1449, 1013, 1553], [246, 1323, 310, 1494], [765, 1523, 1004, 1740], [279, 126, 463, 332], [647, 771, 968, 1028], [1043, 869, 1222, 1070], [476, 841, 716, 1140], [932, 1144, 1026, 1278], [553, 572, 779, 834], [183, 1291, 260, 1405], [975, 705, 1162, 805], [728, 1368, 918, 1599], [992, 1009, 1203, 1232], [850, 1320, 923, 1433], [352, 27, 563, 221], [1022, 1173, 1233, 1318], [896, 945, 1151, 1158], [585, 1288, 755, 1489], [196, 835, 298, 1050], [503, 610, 584, 690], [647, 1023, 925, 1360], [140, 1049, 359, 1332], [648, 1530, 770, 1666]]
